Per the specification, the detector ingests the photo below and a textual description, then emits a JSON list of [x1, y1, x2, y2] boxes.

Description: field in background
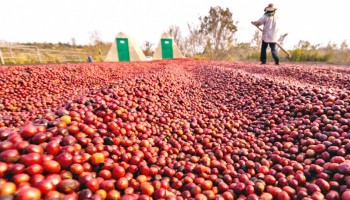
[[1, 40, 350, 65], [0, 42, 110, 65]]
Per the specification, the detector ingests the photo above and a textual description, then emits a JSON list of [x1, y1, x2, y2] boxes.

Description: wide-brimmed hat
[[264, 3, 277, 12]]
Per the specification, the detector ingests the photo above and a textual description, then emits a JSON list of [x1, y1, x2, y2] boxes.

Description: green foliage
[[284, 40, 350, 63], [289, 47, 350, 63]]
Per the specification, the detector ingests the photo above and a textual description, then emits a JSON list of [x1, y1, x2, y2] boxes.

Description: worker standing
[[251, 3, 279, 65]]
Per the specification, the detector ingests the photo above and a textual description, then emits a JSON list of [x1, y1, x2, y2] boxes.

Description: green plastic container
[[116, 38, 130, 62], [161, 39, 173, 59]]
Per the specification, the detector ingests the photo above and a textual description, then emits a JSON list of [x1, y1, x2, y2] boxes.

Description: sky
[[0, 0, 349, 50]]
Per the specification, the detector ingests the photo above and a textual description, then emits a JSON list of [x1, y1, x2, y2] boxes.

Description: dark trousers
[[260, 40, 279, 64]]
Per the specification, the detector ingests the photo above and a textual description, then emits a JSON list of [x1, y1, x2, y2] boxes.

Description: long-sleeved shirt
[[252, 13, 279, 43]]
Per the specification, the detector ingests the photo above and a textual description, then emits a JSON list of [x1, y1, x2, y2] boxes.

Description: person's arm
[[251, 15, 266, 27]]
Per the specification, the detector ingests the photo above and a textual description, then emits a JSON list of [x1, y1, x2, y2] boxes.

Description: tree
[[325, 42, 337, 50], [167, 25, 183, 51], [295, 40, 319, 51], [199, 6, 237, 60], [334, 40, 349, 62], [88, 30, 105, 61], [250, 30, 262, 51], [142, 41, 154, 57], [89, 30, 102, 47], [182, 22, 205, 57], [340, 40, 348, 51]]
